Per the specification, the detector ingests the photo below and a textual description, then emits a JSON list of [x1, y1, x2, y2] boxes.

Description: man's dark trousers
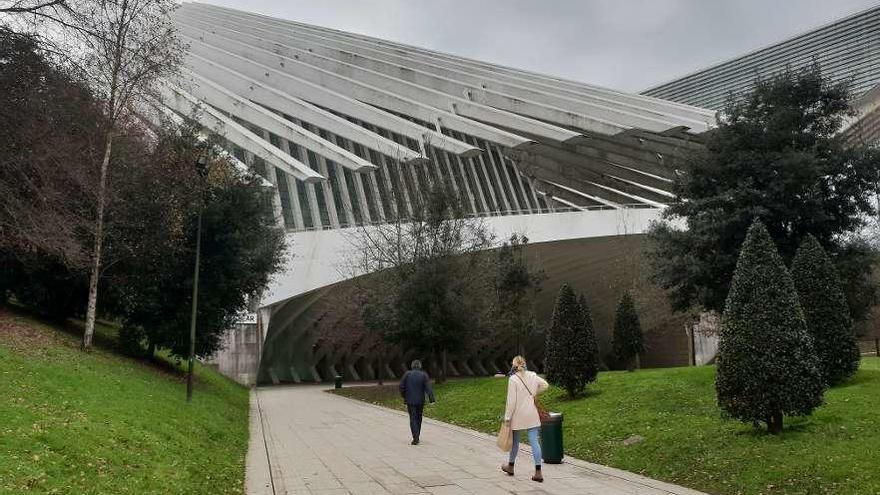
[[407, 403, 424, 442]]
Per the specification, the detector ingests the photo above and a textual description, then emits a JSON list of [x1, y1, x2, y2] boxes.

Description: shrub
[[716, 221, 825, 434], [612, 291, 644, 371], [791, 235, 861, 386], [545, 285, 598, 398]]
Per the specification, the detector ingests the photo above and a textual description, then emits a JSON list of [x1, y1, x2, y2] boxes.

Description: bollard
[[334, 375, 343, 389]]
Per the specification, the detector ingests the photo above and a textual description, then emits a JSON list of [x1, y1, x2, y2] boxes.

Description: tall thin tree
[[71, 0, 182, 349], [612, 291, 645, 371]]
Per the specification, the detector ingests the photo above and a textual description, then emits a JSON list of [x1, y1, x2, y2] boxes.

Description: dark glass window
[[368, 149, 394, 216], [488, 145, 518, 210], [518, 176, 537, 211], [343, 169, 363, 225], [305, 149, 332, 228], [474, 139, 508, 212], [469, 156, 496, 213], [232, 145, 246, 163], [361, 173, 380, 220], [326, 161, 350, 227], [251, 156, 267, 178], [274, 167, 296, 228], [506, 163, 528, 211], [295, 179, 314, 229], [269, 133, 283, 150], [458, 155, 483, 214]]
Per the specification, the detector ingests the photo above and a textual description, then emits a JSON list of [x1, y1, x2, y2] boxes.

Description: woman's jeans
[[508, 427, 542, 466]]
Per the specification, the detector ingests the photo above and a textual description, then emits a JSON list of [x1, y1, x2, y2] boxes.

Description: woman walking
[[501, 355, 549, 482]]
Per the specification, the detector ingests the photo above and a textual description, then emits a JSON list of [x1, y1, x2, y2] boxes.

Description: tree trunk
[[687, 323, 696, 366], [767, 411, 784, 434], [377, 357, 384, 386], [441, 349, 448, 384], [430, 351, 441, 384], [82, 131, 113, 351], [635, 353, 641, 370]]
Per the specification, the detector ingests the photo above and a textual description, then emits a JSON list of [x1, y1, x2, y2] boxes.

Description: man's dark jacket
[[399, 369, 435, 405]]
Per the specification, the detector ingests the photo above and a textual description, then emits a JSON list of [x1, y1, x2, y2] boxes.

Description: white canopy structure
[[162, 2, 716, 234]]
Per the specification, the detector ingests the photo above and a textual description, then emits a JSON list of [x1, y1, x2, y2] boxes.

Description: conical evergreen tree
[[791, 235, 861, 386], [612, 291, 644, 371], [716, 221, 825, 434], [577, 293, 600, 384], [545, 284, 597, 398]]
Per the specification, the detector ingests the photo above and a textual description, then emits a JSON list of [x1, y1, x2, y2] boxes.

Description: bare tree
[[0, 0, 99, 41], [65, 0, 183, 349], [0, 27, 102, 269], [1, 0, 74, 18], [349, 179, 495, 382]]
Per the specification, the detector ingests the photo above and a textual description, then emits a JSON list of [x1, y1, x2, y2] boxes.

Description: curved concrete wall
[[257, 208, 691, 384], [262, 207, 665, 307]]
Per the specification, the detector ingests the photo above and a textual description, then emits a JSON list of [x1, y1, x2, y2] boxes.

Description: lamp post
[[187, 154, 209, 403]]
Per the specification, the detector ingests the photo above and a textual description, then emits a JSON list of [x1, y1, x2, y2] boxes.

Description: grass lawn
[[0, 307, 250, 494], [336, 358, 880, 495]]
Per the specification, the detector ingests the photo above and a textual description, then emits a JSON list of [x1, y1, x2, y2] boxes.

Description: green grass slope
[[337, 358, 880, 495], [0, 307, 249, 494]]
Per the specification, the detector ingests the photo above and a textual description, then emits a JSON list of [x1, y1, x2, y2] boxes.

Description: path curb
[[326, 387, 710, 495]]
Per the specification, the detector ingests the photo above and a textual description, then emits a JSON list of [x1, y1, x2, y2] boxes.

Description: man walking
[[399, 360, 435, 445]]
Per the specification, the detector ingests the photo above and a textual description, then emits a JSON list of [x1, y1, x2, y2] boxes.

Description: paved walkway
[[247, 385, 708, 495]]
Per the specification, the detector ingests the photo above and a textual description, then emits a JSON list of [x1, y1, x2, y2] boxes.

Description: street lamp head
[[196, 153, 209, 178]]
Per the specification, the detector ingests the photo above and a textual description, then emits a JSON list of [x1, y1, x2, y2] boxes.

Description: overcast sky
[[199, 0, 879, 93]]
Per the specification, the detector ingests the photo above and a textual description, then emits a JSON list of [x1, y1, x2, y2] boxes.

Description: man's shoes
[[501, 463, 514, 476], [411, 439, 419, 445]]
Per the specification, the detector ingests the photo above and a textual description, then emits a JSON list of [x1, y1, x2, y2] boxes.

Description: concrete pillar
[[288, 367, 302, 383], [268, 368, 280, 385], [310, 366, 322, 383], [384, 363, 397, 380], [346, 363, 361, 381], [459, 361, 475, 376], [447, 362, 460, 377], [473, 360, 488, 376]]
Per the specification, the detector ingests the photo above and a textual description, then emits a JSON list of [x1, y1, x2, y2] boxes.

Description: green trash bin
[[334, 375, 343, 389], [540, 412, 564, 464]]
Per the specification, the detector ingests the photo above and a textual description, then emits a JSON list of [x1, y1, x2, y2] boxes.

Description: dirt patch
[[0, 307, 63, 355]]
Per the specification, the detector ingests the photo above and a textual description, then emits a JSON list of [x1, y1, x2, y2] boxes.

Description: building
[[164, 2, 718, 385], [643, 5, 880, 144], [643, 5, 880, 110]]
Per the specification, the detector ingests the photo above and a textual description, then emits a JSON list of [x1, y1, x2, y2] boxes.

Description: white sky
[[196, 0, 880, 93]]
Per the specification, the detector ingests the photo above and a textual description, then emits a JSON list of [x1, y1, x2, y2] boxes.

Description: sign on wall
[[235, 312, 258, 325]]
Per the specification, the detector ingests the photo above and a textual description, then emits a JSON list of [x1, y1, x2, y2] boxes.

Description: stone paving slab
[[246, 385, 710, 495]]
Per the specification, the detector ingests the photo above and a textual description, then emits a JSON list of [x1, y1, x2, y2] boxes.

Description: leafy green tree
[[492, 234, 545, 356], [648, 64, 880, 320], [612, 291, 644, 371], [791, 235, 861, 386], [545, 284, 598, 398], [716, 221, 825, 434], [109, 124, 286, 360]]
